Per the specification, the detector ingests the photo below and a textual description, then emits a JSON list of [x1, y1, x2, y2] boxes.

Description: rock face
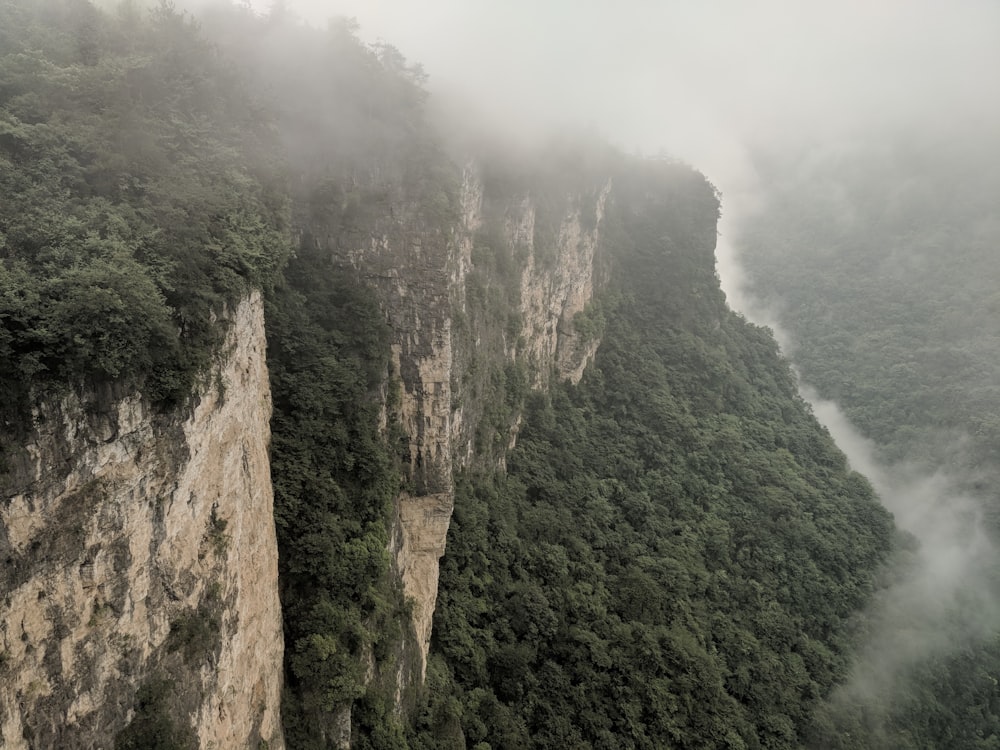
[[0, 292, 284, 749], [333, 165, 610, 685], [511, 179, 611, 387]]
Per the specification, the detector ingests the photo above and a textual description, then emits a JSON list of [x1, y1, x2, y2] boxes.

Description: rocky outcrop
[[391, 491, 452, 682], [513, 179, 611, 386], [333, 165, 611, 687], [0, 292, 284, 749]]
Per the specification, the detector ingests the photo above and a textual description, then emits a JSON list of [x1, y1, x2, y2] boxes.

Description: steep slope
[[268, 145, 617, 746], [0, 3, 907, 748], [739, 137, 1000, 481], [210, 5, 621, 742], [197, 6, 899, 746], [0, 2, 289, 746], [334, 159, 612, 677], [413, 160, 895, 749]]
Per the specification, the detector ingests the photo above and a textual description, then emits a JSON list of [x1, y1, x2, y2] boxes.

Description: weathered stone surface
[[392, 491, 453, 671], [0, 292, 284, 749], [333, 164, 610, 689], [515, 179, 611, 387]]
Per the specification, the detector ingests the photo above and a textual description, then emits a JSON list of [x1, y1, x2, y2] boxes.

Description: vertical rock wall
[[335, 166, 611, 687], [513, 179, 612, 387], [0, 292, 284, 749]]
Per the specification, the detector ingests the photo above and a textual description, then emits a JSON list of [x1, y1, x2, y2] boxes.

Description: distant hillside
[[739, 137, 1000, 485], [738, 136, 1000, 749]]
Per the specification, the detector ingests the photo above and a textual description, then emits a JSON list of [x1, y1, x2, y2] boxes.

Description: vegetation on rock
[[0, 0, 290, 421], [414, 162, 894, 749]]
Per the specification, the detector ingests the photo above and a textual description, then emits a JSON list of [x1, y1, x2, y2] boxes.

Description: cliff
[[413, 159, 897, 748], [0, 293, 284, 749], [321, 163, 610, 693]]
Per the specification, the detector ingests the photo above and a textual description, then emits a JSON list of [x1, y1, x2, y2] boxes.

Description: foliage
[[114, 678, 197, 750], [0, 3, 912, 746], [266, 245, 408, 747], [197, 0, 446, 220], [224, 5, 460, 743], [166, 601, 221, 665], [0, 2, 430, 744], [0, 0, 291, 419], [740, 138, 1000, 481], [572, 299, 608, 343]]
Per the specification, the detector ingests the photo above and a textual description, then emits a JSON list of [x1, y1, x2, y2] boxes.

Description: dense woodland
[[0, 1, 966, 748], [741, 139, 1000, 483], [739, 138, 1000, 748]]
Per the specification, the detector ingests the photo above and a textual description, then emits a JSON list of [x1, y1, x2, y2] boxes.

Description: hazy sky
[[251, 0, 1000, 193]]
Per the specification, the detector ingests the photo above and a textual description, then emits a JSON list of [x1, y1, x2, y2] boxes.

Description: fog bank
[[262, 1, 1000, 189]]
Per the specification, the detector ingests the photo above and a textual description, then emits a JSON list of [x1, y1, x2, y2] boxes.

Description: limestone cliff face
[[509, 179, 611, 387], [0, 293, 284, 749], [332, 165, 611, 687]]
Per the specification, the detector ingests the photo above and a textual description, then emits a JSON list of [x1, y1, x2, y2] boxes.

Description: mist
[[806, 382, 1000, 705], [721, 194, 1000, 728], [251, 0, 999, 313], [254, 0, 1000, 713], [248, 1, 1000, 172], [207, 0, 1000, 732]]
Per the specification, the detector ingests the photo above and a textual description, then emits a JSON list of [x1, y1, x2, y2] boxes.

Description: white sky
[[251, 0, 1000, 192]]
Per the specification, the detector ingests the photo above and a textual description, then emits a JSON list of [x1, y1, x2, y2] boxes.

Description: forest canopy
[[738, 137, 1000, 748], [413, 163, 895, 749], [0, 0, 290, 416]]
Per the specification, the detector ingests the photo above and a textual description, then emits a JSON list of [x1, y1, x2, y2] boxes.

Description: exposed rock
[[330, 164, 610, 689], [516, 179, 612, 386], [0, 292, 284, 749], [391, 491, 453, 673]]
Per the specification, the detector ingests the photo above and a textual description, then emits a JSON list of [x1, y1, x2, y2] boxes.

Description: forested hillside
[[738, 136, 1000, 748], [0, 3, 293, 745], [412, 161, 894, 750], [739, 138, 1000, 485], [1, 1, 906, 747]]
